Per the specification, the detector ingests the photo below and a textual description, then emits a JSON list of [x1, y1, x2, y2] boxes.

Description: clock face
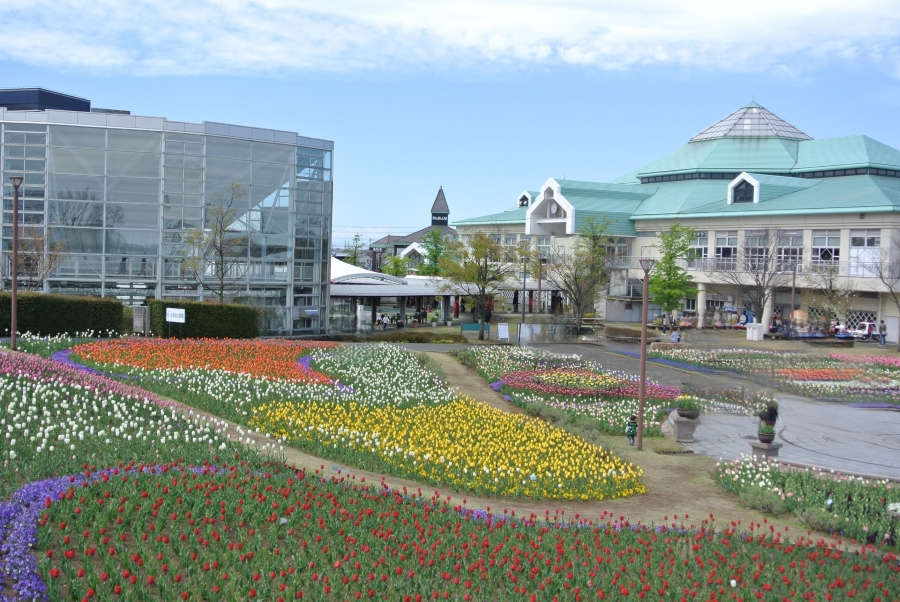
[[550, 202, 559, 215]]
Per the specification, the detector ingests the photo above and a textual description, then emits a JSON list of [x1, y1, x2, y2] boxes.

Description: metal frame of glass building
[[0, 103, 332, 336]]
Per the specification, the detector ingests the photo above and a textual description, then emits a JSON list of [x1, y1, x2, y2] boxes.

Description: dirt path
[[157, 352, 807, 536]]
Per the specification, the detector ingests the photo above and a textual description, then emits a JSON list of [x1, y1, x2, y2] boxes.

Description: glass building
[[0, 91, 332, 336]]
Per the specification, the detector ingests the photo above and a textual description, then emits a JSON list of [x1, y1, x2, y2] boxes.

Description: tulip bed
[[68, 341, 644, 501], [458, 347, 694, 436], [0, 352, 242, 498], [651, 349, 900, 403], [27, 460, 900, 602], [716, 455, 900, 547]]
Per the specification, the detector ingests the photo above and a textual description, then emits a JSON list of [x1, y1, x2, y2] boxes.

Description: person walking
[[879, 320, 887, 346], [662, 315, 669, 335], [625, 415, 638, 446]]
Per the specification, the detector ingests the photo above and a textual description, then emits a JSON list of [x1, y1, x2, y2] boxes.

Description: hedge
[[148, 299, 259, 339], [0, 292, 123, 336]]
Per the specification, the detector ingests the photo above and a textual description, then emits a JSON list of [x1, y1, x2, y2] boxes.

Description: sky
[[2, 1, 900, 247]]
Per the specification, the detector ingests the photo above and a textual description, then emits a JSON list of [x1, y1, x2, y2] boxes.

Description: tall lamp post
[[8, 176, 23, 352], [637, 257, 656, 450], [519, 236, 530, 344]]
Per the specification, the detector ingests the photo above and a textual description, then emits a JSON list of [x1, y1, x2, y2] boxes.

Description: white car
[[851, 322, 877, 339]]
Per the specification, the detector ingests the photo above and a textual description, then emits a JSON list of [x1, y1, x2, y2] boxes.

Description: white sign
[[497, 322, 509, 342], [165, 307, 186, 323]]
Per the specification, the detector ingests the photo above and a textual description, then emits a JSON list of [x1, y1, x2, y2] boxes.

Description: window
[[732, 180, 754, 203], [812, 230, 840, 263], [715, 231, 737, 269], [518, 195, 529, 207], [777, 230, 803, 272], [744, 231, 769, 270], [687, 231, 708, 268], [537, 236, 550, 256], [850, 229, 880, 276]]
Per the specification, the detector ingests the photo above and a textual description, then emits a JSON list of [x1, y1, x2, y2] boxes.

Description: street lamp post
[[8, 176, 23, 352], [637, 257, 656, 450], [519, 255, 528, 344], [519, 236, 530, 344]]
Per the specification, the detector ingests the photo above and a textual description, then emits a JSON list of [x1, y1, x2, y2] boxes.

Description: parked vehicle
[[851, 321, 877, 339]]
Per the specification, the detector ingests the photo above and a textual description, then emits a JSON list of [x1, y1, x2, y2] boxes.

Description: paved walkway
[[545, 342, 900, 480], [401, 340, 900, 481]]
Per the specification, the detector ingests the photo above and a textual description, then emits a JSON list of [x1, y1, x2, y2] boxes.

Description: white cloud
[[1, 0, 899, 75]]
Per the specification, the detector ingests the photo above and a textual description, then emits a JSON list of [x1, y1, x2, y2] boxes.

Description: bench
[[460, 323, 491, 338]]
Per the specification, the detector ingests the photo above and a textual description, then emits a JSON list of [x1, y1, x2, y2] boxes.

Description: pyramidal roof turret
[[690, 101, 812, 142], [431, 186, 449, 213]]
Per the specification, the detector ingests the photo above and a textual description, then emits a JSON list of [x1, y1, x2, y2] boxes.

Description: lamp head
[[639, 258, 656, 272], [8, 176, 23, 188]]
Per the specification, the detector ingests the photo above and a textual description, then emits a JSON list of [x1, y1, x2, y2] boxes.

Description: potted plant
[[758, 401, 779, 426], [674, 397, 701, 420], [758, 422, 776, 444], [430, 316, 438, 328]]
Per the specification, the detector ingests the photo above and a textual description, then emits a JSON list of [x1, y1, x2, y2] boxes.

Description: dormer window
[[732, 180, 754, 203], [518, 195, 529, 207]]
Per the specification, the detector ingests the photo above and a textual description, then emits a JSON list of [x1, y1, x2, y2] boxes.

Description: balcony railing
[[610, 256, 899, 279]]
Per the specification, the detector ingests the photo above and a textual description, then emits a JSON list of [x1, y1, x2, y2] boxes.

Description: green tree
[[649, 223, 696, 317], [382, 255, 409, 277], [418, 228, 446, 276], [542, 216, 613, 332], [343, 234, 364, 267], [439, 232, 523, 340]]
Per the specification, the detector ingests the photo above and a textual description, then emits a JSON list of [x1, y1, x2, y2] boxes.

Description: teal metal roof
[[573, 211, 636, 236], [635, 138, 800, 177], [792, 135, 900, 172], [745, 173, 819, 202], [452, 204, 526, 225], [634, 174, 900, 220]]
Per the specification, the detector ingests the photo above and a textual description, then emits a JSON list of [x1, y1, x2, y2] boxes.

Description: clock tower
[[431, 186, 450, 226]]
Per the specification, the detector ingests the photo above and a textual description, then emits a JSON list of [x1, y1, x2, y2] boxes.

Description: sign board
[[497, 322, 509, 342], [165, 307, 186, 323]]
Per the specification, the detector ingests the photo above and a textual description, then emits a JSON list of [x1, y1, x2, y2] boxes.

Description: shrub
[[0, 292, 123, 336], [604, 325, 643, 339], [794, 507, 841, 534], [148, 299, 259, 339], [740, 486, 788, 515]]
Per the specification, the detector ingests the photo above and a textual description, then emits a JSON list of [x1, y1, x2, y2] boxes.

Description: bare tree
[[866, 239, 900, 349], [802, 263, 858, 328], [15, 230, 69, 291], [542, 217, 613, 332], [182, 182, 250, 303], [705, 229, 793, 319]]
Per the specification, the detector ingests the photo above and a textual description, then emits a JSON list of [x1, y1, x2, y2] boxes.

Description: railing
[[610, 256, 899, 279], [54, 255, 103, 278], [105, 257, 157, 280]]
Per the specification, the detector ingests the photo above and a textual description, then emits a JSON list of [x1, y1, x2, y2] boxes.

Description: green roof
[[634, 174, 900, 220], [635, 138, 800, 177], [792, 135, 900, 172]]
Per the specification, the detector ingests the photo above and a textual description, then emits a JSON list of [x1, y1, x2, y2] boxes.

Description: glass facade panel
[[107, 129, 160, 152], [107, 151, 161, 178], [105, 229, 158, 255], [49, 201, 104, 227], [253, 141, 293, 164], [49, 148, 105, 175], [50, 126, 106, 149], [107, 177, 160, 203], [252, 162, 292, 187], [49, 174, 104, 200], [111, 203, 158, 228], [51, 228, 104, 254], [206, 137, 251, 159], [206, 157, 251, 183]]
